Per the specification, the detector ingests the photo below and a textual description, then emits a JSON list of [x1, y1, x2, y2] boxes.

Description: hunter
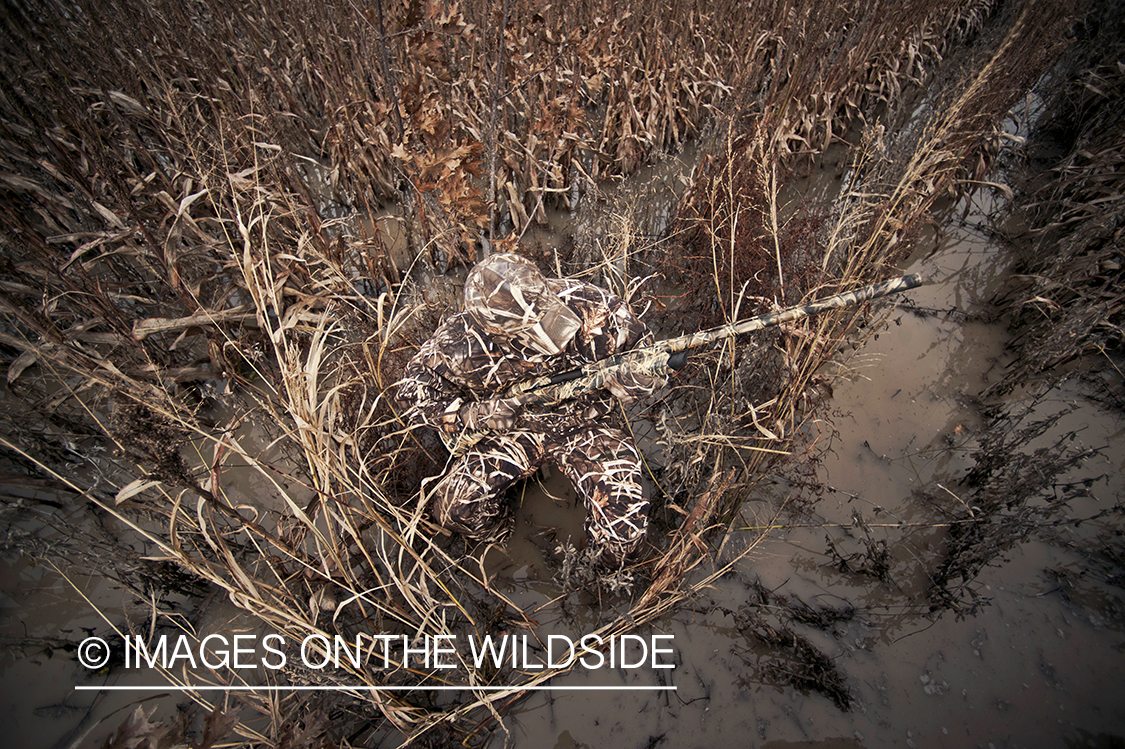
[[396, 252, 664, 567]]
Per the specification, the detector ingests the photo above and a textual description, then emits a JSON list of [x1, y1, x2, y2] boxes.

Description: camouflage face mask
[[463, 253, 581, 356]]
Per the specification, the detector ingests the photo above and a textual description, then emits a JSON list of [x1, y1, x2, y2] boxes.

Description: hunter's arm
[[555, 279, 665, 401], [395, 314, 482, 436], [396, 316, 524, 435], [396, 351, 472, 437]]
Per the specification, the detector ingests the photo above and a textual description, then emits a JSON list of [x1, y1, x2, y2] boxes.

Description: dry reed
[[0, 0, 1079, 744], [987, 1, 1125, 395]]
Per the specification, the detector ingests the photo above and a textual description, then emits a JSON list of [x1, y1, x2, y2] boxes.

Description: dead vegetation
[[914, 0, 1125, 618], [0, 0, 1095, 744], [724, 582, 855, 711], [926, 395, 1102, 617], [989, 0, 1125, 396]]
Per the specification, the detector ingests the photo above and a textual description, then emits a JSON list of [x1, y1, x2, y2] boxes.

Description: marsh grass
[[988, 2, 1125, 396], [0, 0, 1086, 744], [906, 0, 1125, 619]]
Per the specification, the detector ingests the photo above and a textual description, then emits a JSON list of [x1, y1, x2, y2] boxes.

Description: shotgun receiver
[[505, 273, 924, 407]]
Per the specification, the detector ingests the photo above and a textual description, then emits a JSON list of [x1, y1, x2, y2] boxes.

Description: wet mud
[[477, 192, 1125, 747], [2, 158, 1123, 749]]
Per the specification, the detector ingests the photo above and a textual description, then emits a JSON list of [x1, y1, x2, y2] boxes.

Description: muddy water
[[486, 191, 1125, 747], [0, 547, 190, 749], [3, 169, 1123, 749]]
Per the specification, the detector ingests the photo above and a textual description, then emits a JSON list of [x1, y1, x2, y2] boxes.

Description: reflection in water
[[489, 193, 1125, 747], [2, 183, 1122, 749]]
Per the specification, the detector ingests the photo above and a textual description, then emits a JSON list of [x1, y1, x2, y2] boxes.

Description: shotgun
[[507, 273, 924, 406], [449, 273, 922, 456]]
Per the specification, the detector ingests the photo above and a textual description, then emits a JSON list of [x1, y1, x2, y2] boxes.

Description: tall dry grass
[[987, 1, 1125, 395], [0, 0, 1077, 744]]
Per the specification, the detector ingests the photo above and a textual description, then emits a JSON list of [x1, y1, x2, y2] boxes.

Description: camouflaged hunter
[[396, 253, 664, 567], [397, 257, 923, 567]]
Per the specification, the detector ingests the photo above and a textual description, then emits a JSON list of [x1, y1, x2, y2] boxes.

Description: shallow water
[[2, 172, 1123, 749], [483, 191, 1125, 748]]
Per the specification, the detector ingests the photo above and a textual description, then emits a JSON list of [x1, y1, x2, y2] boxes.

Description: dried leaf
[[198, 706, 239, 749], [116, 477, 161, 505], [177, 188, 209, 218], [7, 349, 37, 384], [91, 201, 126, 229], [107, 90, 146, 116]]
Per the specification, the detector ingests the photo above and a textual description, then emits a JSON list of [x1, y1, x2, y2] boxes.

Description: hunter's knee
[[438, 492, 513, 543]]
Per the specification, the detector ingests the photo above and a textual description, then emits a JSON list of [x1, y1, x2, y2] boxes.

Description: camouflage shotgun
[[505, 273, 924, 407], [447, 273, 923, 455]]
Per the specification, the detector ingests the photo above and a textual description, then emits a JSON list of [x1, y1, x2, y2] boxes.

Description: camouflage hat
[[463, 253, 581, 356]]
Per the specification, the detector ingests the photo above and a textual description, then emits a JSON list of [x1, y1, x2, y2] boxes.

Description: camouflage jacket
[[397, 277, 658, 446]]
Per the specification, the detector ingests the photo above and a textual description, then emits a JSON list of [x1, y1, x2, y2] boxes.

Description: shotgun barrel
[[505, 273, 924, 406], [449, 273, 923, 456]]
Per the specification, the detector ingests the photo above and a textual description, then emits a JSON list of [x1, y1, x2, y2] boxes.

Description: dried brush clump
[[824, 509, 892, 581], [737, 615, 852, 711], [663, 125, 830, 326], [926, 393, 1101, 617], [723, 582, 854, 711]]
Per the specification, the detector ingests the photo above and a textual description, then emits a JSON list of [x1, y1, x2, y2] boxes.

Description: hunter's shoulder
[[548, 277, 620, 308], [406, 313, 475, 371]]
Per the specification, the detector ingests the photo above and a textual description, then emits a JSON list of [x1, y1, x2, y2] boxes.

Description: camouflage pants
[[427, 426, 648, 567]]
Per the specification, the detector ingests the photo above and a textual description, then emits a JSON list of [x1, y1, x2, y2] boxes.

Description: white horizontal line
[[75, 685, 675, 692]]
